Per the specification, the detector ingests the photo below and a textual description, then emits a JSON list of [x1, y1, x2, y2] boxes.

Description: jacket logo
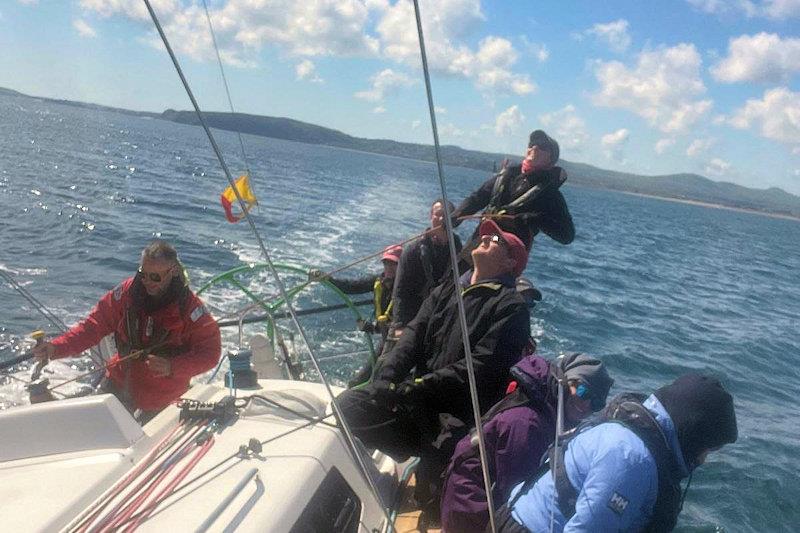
[[190, 306, 205, 322], [113, 284, 123, 301], [608, 492, 629, 516]]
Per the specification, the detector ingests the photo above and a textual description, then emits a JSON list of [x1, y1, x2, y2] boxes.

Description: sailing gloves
[[370, 378, 431, 407]]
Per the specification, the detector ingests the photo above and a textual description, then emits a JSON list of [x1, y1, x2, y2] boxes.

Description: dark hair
[[141, 239, 178, 264], [431, 198, 455, 214]]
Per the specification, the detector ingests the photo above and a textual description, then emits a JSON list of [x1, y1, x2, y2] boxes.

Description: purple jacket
[[440, 355, 556, 533]]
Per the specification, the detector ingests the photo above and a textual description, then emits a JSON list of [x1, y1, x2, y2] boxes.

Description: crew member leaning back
[[33, 240, 221, 422]]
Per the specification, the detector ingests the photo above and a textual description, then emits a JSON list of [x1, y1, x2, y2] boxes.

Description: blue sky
[[1, 0, 799, 193]]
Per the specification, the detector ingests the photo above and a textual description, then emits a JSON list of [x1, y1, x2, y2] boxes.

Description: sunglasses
[[575, 382, 605, 412], [138, 266, 173, 283], [483, 234, 507, 247]]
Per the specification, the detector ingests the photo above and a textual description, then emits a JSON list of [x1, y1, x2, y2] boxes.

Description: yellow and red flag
[[220, 174, 258, 223]]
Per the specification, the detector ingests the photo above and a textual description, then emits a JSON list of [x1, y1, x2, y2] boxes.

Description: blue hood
[[643, 394, 690, 478]]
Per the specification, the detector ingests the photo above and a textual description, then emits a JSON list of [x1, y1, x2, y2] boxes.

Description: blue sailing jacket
[[507, 395, 689, 532]]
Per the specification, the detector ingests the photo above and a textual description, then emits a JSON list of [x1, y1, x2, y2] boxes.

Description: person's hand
[[146, 355, 172, 378], [308, 269, 327, 282], [357, 319, 375, 334], [32, 342, 55, 361], [451, 215, 462, 228], [370, 380, 399, 406]]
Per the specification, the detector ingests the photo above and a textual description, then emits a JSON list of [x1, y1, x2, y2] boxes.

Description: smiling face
[[138, 255, 176, 297], [430, 201, 445, 230]]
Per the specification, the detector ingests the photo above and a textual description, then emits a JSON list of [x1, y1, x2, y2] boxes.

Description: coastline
[[615, 190, 800, 223]]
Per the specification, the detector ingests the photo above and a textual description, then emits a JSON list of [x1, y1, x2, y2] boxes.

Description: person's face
[[472, 233, 515, 276], [565, 381, 593, 425], [524, 144, 552, 171], [695, 446, 722, 466], [430, 202, 446, 230], [139, 256, 176, 297], [382, 259, 398, 280]]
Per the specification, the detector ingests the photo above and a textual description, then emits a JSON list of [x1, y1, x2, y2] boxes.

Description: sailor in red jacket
[[33, 240, 221, 419]]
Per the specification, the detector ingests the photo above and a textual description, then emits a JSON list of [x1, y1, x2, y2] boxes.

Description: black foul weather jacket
[[375, 273, 530, 423], [392, 233, 462, 328], [452, 164, 575, 247]]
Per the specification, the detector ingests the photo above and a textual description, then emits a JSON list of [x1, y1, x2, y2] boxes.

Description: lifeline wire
[[411, 1, 499, 532], [200, 0, 251, 178], [142, 0, 392, 521]]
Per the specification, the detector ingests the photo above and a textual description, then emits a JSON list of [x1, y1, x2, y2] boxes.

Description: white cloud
[[295, 59, 323, 83], [686, 0, 800, 19], [436, 106, 447, 114], [495, 105, 525, 136], [655, 138, 676, 154], [18, 0, 39, 5], [539, 105, 589, 151], [592, 43, 712, 133], [376, 0, 534, 95], [602, 128, 629, 147], [705, 158, 732, 176], [372, 106, 386, 114], [440, 122, 465, 138], [728, 87, 800, 147], [354, 68, 414, 102], [712, 33, 800, 84], [520, 37, 549, 62], [411, 119, 421, 130], [686, 138, 715, 156], [73, 18, 97, 38], [585, 19, 632, 53], [602, 128, 629, 161], [81, 0, 378, 66]]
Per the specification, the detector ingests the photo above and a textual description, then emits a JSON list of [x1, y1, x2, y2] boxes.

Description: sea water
[[1, 92, 798, 532]]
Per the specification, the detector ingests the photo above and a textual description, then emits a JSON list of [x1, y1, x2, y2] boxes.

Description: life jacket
[[114, 274, 191, 359], [510, 393, 683, 533], [485, 165, 568, 217], [372, 277, 393, 327]]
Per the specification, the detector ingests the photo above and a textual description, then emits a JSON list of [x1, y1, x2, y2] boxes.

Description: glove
[[370, 380, 399, 405], [308, 268, 326, 282], [357, 319, 376, 334], [397, 377, 431, 405]]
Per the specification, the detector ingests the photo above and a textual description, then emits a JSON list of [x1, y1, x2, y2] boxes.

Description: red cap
[[478, 219, 528, 277], [381, 244, 402, 263]]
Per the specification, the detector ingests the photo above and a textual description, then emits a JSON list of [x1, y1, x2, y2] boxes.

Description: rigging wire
[[411, 1, 499, 531], [0, 268, 104, 367], [141, 0, 392, 522], [200, 0, 251, 177]]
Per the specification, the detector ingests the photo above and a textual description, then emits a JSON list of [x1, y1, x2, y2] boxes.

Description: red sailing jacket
[[51, 276, 221, 411]]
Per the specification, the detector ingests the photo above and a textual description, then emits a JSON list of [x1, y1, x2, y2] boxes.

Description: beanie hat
[[551, 353, 614, 411], [528, 130, 560, 165], [654, 373, 738, 469]]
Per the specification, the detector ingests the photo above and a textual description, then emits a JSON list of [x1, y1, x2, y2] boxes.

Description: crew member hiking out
[[336, 219, 531, 529], [32, 240, 222, 424], [496, 373, 738, 533], [452, 129, 574, 258]]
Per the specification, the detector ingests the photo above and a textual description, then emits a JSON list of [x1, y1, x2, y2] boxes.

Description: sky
[[1, 0, 799, 194]]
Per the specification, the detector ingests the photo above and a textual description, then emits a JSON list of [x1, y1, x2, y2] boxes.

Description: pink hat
[[381, 244, 402, 263], [478, 219, 528, 277]]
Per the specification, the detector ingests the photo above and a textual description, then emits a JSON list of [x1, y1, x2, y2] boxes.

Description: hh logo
[[608, 492, 629, 516]]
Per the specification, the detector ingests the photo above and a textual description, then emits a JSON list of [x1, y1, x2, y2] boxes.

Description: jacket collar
[[644, 394, 690, 478], [459, 269, 516, 290]]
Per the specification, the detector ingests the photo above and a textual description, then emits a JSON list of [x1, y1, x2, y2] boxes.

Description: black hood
[[654, 373, 738, 469]]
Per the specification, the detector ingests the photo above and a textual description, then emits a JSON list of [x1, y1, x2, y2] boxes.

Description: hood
[[643, 394, 690, 478], [653, 373, 738, 471], [509, 355, 551, 406]]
